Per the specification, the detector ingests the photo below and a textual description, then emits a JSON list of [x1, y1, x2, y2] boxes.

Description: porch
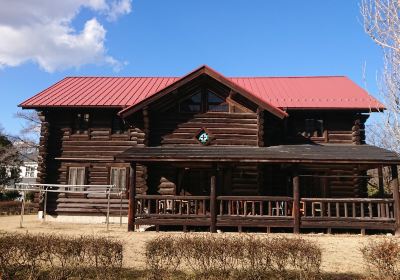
[[115, 145, 400, 234], [133, 191, 397, 233]]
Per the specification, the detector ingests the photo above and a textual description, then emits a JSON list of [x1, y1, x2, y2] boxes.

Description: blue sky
[[0, 0, 383, 135]]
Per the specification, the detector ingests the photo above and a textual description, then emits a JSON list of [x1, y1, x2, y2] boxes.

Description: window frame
[[72, 113, 90, 134], [178, 89, 202, 113], [112, 115, 127, 135], [109, 167, 128, 192], [24, 165, 36, 178], [304, 118, 324, 138], [67, 167, 86, 191], [178, 87, 228, 113]]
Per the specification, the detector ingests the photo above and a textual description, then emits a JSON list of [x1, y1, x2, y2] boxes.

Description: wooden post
[[378, 166, 385, 197], [378, 166, 385, 218], [391, 165, 400, 236], [293, 169, 300, 234], [128, 162, 137, 232], [106, 187, 111, 231], [43, 189, 48, 222], [20, 190, 25, 228], [210, 175, 217, 233]]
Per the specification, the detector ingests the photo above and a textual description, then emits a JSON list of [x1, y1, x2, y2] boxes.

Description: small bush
[[145, 234, 322, 280], [361, 238, 400, 280], [25, 191, 35, 202], [0, 232, 123, 280], [145, 235, 181, 279], [0, 190, 21, 201], [0, 201, 37, 215]]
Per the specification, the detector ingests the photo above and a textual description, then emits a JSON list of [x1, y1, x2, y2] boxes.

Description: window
[[110, 167, 127, 191], [207, 90, 228, 112], [68, 167, 86, 191], [73, 113, 90, 134], [179, 90, 202, 113], [112, 116, 125, 134], [179, 88, 228, 113], [24, 166, 36, 178], [304, 119, 324, 137]]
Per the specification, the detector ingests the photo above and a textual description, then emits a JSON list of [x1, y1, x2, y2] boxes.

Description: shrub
[[145, 235, 181, 279], [0, 201, 37, 215], [0, 232, 123, 280], [0, 190, 21, 201], [145, 234, 322, 280], [25, 191, 35, 202], [361, 238, 400, 280]]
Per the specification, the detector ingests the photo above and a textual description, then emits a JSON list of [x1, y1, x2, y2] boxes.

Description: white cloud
[[107, 0, 132, 21], [0, 0, 132, 72]]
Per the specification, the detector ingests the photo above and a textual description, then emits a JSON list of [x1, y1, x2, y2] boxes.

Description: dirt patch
[[0, 215, 394, 276]]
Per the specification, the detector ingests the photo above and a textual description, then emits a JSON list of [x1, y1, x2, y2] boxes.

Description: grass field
[[0, 215, 396, 279]]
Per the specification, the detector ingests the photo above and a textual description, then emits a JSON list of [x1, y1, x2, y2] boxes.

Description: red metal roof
[[20, 66, 384, 112]]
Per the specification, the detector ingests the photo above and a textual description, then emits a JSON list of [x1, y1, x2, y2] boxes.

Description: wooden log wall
[[39, 109, 147, 215], [299, 164, 368, 198], [150, 112, 259, 146], [36, 111, 50, 184], [230, 164, 260, 195], [283, 111, 369, 145]]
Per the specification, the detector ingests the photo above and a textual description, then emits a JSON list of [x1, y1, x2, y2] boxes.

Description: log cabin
[[20, 65, 400, 233]]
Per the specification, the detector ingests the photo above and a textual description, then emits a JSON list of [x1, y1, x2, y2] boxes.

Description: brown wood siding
[[299, 164, 368, 198], [279, 111, 369, 145], [231, 164, 259, 195], [150, 112, 259, 146], [40, 109, 147, 215]]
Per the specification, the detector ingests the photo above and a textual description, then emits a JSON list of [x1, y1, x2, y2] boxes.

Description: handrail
[[136, 195, 210, 200], [8, 183, 120, 230], [301, 198, 394, 202], [218, 196, 293, 201]]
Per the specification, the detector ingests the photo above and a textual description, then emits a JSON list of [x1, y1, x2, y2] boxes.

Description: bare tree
[[361, 0, 400, 197], [0, 128, 22, 187], [361, 0, 400, 153], [11, 110, 40, 162]]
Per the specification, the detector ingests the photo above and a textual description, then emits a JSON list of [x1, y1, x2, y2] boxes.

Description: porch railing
[[217, 196, 293, 217], [301, 198, 395, 220], [135, 195, 210, 218], [134, 195, 397, 231]]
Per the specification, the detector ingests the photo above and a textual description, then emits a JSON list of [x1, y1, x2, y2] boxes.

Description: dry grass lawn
[[0, 215, 397, 278]]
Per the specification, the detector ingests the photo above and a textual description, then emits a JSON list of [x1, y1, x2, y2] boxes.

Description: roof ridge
[[228, 75, 347, 79], [64, 76, 181, 78], [63, 75, 347, 79]]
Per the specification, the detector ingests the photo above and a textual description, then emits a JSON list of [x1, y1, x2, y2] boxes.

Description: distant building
[[19, 151, 38, 184]]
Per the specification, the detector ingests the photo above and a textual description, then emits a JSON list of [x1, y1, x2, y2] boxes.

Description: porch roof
[[115, 144, 400, 165]]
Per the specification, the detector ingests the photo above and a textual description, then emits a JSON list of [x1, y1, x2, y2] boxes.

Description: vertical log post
[[210, 175, 217, 233], [128, 162, 137, 232], [293, 169, 300, 234], [391, 165, 400, 236], [378, 166, 385, 197], [378, 166, 385, 218], [43, 188, 48, 222]]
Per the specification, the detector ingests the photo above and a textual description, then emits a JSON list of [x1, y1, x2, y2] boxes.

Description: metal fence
[[5, 183, 123, 230]]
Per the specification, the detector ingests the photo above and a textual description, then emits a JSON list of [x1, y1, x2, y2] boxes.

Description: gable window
[[67, 167, 86, 191], [304, 119, 324, 137], [179, 90, 202, 113], [179, 88, 228, 113], [110, 167, 127, 191], [207, 90, 228, 112], [73, 113, 90, 134]]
